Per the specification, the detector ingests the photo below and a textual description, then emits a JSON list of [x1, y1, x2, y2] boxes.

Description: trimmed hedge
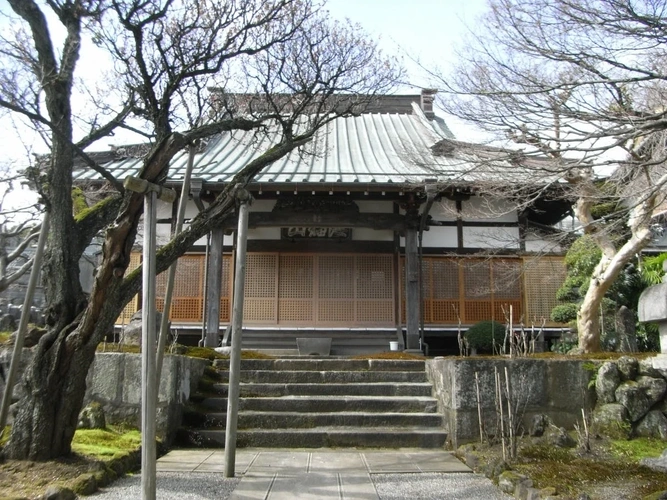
[[465, 320, 506, 353]]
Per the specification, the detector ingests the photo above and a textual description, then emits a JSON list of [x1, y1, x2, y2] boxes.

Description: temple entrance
[[242, 253, 395, 327]]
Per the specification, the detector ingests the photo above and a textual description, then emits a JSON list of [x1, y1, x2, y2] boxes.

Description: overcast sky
[[0, 0, 489, 171]]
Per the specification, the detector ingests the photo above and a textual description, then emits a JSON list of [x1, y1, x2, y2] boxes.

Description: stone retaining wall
[[84, 353, 209, 441], [425, 357, 596, 447], [1, 350, 209, 443]]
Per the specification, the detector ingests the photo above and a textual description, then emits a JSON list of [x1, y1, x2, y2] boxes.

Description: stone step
[[199, 382, 434, 398], [211, 370, 428, 384], [176, 427, 448, 449], [183, 410, 444, 429], [193, 395, 438, 413], [213, 358, 426, 372]]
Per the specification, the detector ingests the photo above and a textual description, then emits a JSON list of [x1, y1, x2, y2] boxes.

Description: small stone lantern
[[638, 260, 667, 369]]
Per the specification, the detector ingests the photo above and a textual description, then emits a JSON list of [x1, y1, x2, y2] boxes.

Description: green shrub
[[551, 303, 579, 324], [464, 320, 505, 353]]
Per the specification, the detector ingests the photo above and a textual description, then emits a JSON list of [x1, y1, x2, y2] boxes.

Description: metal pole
[[141, 191, 158, 500], [224, 191, 251, 478], [156, 145, 196, 382], [0, 212, 50, 437]]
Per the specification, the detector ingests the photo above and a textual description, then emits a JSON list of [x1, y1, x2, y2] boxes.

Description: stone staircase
[[235, 329, 398, 356], [176, 358, 447, 448]]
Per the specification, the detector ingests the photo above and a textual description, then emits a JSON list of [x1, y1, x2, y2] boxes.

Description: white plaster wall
[[420, 226, 458, 247], [184, 200, 201, 219], [461, 196, 517, 222], [525, 236, 563, 254], [463, 227, 520, 249], [430, 199, 457, 221], [157, 199, 173, 218]]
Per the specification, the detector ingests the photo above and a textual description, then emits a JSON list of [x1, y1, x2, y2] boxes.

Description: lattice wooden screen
[[401, 257, 523, 325], [117, 253, 231, 325], [355, 255, 393, 322], [220, 255, 232, 322], [116, 252, 142, 324], [278, 255, 314, 322], [523, 256, 566, 326], [155, 255, 205, 322], [317, 255, 356, 322], [429, 258, 460, 324], [240, 253, 394, 326], [243, 253, 278, 322]]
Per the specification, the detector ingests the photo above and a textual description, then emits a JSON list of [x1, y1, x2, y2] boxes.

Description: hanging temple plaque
[[282, 227, 352, 240]]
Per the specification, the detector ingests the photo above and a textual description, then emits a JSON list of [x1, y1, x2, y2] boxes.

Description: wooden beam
[[219, 211, 406, 231], [247, 240, 394, 253]]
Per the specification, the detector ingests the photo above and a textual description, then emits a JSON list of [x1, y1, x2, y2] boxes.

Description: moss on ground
[[509, 437, 667, 498], [0, 425, 142, 498], [529, 351, 657, 360], [71, 426, 142, 461], [609, 437, 665, 462], [0, 331, 12, 344], [349, 351, 426, 360]]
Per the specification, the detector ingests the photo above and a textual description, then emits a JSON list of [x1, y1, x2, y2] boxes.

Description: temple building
[[75, 91, 569, 355]]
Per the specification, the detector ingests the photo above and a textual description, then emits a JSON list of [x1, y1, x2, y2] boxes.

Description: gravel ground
[[372, 473, 512, 500], [90, 473, 241, 499], [91, 472, 510, 499]]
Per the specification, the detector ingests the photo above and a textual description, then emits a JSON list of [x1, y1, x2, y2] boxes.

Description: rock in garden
[[545, 426, 576, 448], [637, 376, 667, 406], [498, 470, 532, 495], [617, 356, 639, 381], [529, 414, 550, 437], [641, 490, 667, 500], [640, 449, 667, 474], [592, 403, 631, 439], [78, 402, 106, 429], [616, 381, 652, 422], [120, 310, 164, 345], [639, 359, 663, 379], [483, 457, 509, 479], [596, 362, 621, 404], [635, 411, 667, 440], [0, 313, 16, 331], [42, 486, 76, 500]]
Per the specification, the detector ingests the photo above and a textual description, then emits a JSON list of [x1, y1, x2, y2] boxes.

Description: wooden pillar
[[141, 191, 158, 500], [224, 192, 251, 477], [405, 227, 420, 350], [205, 227, 224, 347]]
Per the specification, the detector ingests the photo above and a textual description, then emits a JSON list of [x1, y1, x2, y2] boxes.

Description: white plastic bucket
[[389, 341, 399, 351]]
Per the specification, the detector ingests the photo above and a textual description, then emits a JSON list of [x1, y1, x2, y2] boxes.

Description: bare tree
[[427, 0, 667, 353], [0, 0, 400, 460], [0, 164, 40, 295]]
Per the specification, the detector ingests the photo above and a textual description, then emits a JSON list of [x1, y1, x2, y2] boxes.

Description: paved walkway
[[145, 448, 509, 500]]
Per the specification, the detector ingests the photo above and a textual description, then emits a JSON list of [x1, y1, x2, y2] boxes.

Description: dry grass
[[466, 436, 667, 499]]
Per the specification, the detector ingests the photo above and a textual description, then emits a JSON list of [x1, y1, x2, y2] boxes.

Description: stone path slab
[[156, 448, 471, 500]]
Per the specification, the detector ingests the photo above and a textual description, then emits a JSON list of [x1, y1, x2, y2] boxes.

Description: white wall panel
[[525, 236, 563, 254], [430, 199, 457, 221], [463, 226, 520, 249], [421, 226, 458, 247], [461, 196, 517, 222]]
